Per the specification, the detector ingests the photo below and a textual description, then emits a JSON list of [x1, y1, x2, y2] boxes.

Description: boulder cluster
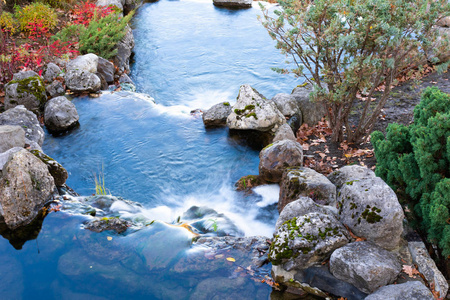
[[201, 84, 448, 298]]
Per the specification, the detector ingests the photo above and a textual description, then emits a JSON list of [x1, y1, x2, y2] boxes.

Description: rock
[[259, 140, 303, 183], [291, 84, 326, 126], [44, 96, 80, 133], [212, 0, 253, 8], [96, 72, 109, 90], [330, 241, 402, 294], [328, 165, 376, 191], [235, 174, 268, 191], [0, 147, 23, 175], [96, 0, 124, 11], [337, 176, 404, 250], [275, 197, 335, 231], [365, 281, 434, 300], [287, 112, 302, 134], [408, 241, 448, 298], [65, 69, 101, 93], [0, 125, 25, 153], [269, 212, 349, 270], [45, 80, 65, 98], [429, 27, 450, 64], [66, 53, 99, 73], [272, 93, 301, 118], [174, 236, 270, 274], [30, 150, 68, 186], [0, 105, 45, 146], [114, 26, 134, 74], [118, 73, 133, 84], [437, 16, 450, 27], [227, 84, 286, 132], [0, 149, 56, 229], [202, 102, 232, 127], [97, 57, 115, 84], [85, 217, 131, 234], [273, 123, 296, 143], [279, 167, 337, 212], [182, 206, 244, 237], [43, 63, 62, 83], [292, 265, 368, 300], [4, 71, 47, 113]]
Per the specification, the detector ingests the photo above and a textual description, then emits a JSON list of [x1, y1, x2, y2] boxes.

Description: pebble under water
[[0, 1, 304, 299]]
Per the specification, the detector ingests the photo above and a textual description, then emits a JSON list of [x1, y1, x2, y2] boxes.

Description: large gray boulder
[[328, 165, 376, 191], [45, 80, 65, 98], [227, 84, 286, 132], [66, 53, 99, 73], [44, 96, 79, 133], [65, 69, 101, 93], [30, 150, 68, 187], [0, 147, 23, 174], [213, 0, 252, 8], [269, 212, 349, 271], [291, 84, 326, 126], [97, 57, 115, 84], [271, 93, 301, 118], [202, 102, 232, 128], [0, 125, 25, 153], [273, 123, 296, 143], [408, 241, 448, 298], [43, 63, 62, 83], [0, 105, 45, 146], [259, 140, 303, 183], [365, 281, 434, 300], [275, 197, 335, 231], [0, 149, 56, 229], [279, 167, 337, 212], [337, 176, 404, 250], [4, 71, 47, 113], [114, 26, 135, 74], [96, 0, 124, 11], [330, 241, 402, 294]]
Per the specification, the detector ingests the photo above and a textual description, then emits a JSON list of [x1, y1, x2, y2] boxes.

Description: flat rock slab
[[365, 281, 434, 300], [213, 0, 252, 8], [330, 241, 402, 294]]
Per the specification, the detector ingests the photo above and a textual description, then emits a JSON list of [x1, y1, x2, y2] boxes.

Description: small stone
[[202, 102, 232, 128], [43, 63, 62, 83], [44, 96, 79, 133], [212, 0, 252, 9]]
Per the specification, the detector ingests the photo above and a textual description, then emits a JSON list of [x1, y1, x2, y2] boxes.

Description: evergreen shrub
[[372, 87, 450, 256]]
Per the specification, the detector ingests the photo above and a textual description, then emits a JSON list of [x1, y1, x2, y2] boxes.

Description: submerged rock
[[4, 71, 47, 113], [259, 140, 303, 183], [269, 212, 349, 271], [182, 206, 244, 237], [337, 176, 404, 250], [278, 167, 337, 212], [227, 84, 286, 132], [365, 281, 434, 300], [0, 149, 56, 229], [85, 217, 131, 234], [202, 102, 232, 127], [44, 96, 80, 133], [0, 105, 45, 146], [0, 125, 25, 153], [330, 241, 402, 294]]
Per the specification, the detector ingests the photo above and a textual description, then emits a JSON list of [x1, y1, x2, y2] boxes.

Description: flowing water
[[0, 1, 303, 298]]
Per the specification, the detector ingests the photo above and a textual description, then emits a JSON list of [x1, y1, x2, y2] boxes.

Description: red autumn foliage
[[70, 0, 114, 27]]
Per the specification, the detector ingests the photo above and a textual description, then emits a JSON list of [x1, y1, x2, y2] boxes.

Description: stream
[[0, 1, 303, 299]]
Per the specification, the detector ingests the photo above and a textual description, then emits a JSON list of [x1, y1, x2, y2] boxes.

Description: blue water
[[0, 1, 303, 298]]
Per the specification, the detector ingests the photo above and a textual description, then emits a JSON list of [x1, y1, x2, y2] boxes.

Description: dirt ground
[[299, 68, 450, 174]]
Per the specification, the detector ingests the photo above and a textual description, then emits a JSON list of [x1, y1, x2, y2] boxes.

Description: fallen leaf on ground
[[226, 257, 236, 262], [402, 265, 420, 278]]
